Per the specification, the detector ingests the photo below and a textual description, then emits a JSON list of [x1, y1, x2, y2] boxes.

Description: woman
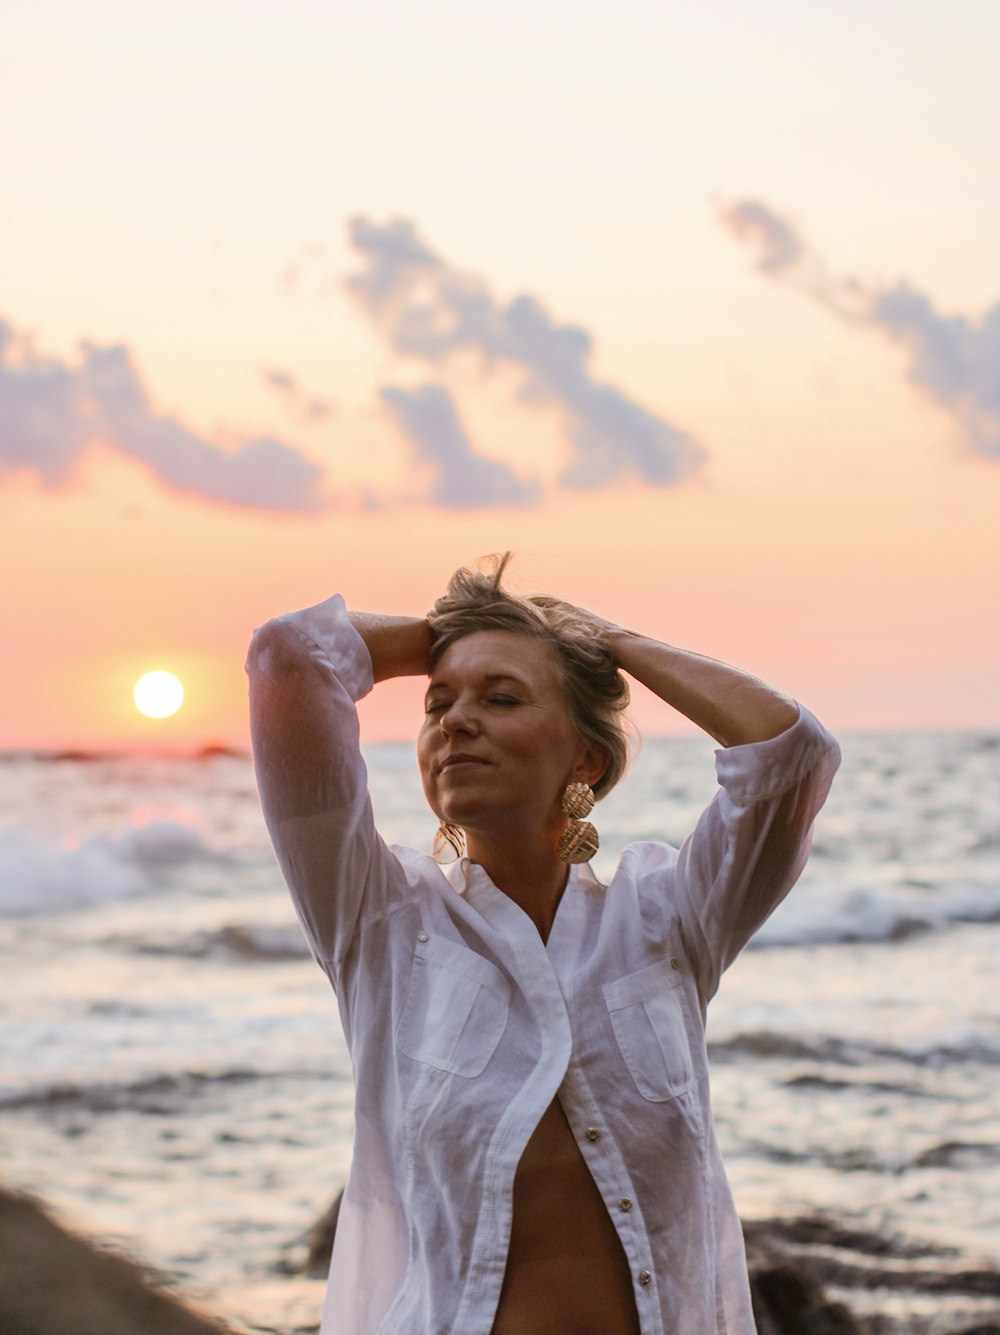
[[247, 556, 840, 1335]]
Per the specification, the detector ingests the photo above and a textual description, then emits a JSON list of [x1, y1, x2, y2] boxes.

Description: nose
[[439, 695, 479, 736]]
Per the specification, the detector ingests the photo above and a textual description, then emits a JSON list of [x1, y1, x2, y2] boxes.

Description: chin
[[438, 803, 480, 829]]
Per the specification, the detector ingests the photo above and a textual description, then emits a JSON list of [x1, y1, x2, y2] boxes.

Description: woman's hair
[[427, 554, 631, 801]]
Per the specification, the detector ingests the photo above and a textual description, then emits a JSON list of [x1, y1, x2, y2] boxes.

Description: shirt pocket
[[603, 957, 695, 1101], [396, 935, 511, 1078]]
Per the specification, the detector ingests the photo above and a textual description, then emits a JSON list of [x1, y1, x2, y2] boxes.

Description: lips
[[440, 753, 491, 772]]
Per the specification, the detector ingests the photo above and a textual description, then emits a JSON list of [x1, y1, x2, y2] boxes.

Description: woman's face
[[418, 630, 600, 845]]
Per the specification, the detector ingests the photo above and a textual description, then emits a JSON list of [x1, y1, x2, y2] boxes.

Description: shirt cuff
[[713, 704, 840, 805]]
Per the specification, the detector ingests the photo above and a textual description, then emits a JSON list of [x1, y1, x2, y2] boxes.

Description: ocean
[[1, 731, 999, 1333]]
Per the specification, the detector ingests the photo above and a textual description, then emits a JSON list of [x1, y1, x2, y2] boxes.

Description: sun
[[133, 670, 185, 719]]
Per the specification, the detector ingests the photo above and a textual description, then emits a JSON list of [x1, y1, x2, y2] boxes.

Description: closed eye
[[487, 694, 521, 706]]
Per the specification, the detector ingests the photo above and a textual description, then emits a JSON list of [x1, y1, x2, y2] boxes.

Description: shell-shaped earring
[[557, 782, 599, 863]]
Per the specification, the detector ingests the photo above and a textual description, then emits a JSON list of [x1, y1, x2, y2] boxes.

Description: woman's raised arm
[[246, 596, 428, 982], [589, 615, 839, 997], [602, 623, 800, 748], [347, 612, 431, 683]]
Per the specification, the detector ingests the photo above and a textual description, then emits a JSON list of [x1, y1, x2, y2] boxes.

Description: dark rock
[[745, 1215, 945, 1260], [750, 1262, 863, 1335], [0, 1188, 237, 1335], [194, 745, 246, 761], [744, 1214, 1000, 1333], [919, 1270, 1000, 1297], [745, 1219, 868, 1333], [302, 1190, 343, 1278]]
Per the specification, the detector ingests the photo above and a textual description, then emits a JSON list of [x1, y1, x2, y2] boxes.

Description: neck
[[465, 824, 570, 943]]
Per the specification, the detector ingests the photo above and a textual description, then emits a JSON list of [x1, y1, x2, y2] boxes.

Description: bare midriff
[[490, 1097, 641, 1335]]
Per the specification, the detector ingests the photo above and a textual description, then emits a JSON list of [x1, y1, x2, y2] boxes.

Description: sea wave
[[110, 922, 311, 962], [0, 1067, 266, 1112], [710, 1029, 1000, 1069], [750, 880, 1000, 949], [0, 1063, 342, 1113], [0, 821, 212, 917]]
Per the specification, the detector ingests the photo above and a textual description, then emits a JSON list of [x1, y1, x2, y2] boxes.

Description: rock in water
[[750, 1262, 862, 1334], [0, 1188, 236, 1335], [302, 1190, 343, 1279]]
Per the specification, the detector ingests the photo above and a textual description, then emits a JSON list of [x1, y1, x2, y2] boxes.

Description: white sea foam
[[114, 820, 210, 867], [751, 878, 1000, 949], [0, 820, 210, 917]]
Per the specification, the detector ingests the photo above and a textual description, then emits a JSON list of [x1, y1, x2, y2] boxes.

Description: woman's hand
[[348, 612, 432, 683]]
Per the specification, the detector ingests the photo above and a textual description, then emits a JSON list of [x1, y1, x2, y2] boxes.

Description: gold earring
[[433, 821, 465, 862], [557, 782, 598, 863]]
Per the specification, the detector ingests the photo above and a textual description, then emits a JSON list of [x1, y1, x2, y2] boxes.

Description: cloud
[[0, 320, 327, 511], [262, 367, 296, 394], [381, 383, 540, 509], [716, 199, 808, 277], [868, 285, 1000, 460], [718, 198, 1000, 460], [347, 216, 706, 490], [261, 366, 334, 422], [347, 217, 440, 316], [0, 322, 80, 487]]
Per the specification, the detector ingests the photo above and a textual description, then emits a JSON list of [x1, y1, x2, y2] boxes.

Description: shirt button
[[417, 932, 429, 943], [585, 1128, 601, 1142], [638, 1270, 652, 1286], [618, 1197, 633, 1211], [670, 957, 680, 970]]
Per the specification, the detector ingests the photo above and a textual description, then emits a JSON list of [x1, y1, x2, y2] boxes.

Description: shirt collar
[[442, 856, 602, 897]]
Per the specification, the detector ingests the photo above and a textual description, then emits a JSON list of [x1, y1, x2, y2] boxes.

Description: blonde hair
[[427, 554, 630, 801]]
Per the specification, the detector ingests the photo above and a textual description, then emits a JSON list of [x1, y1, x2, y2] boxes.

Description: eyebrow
[[426, 671, 528, 692]]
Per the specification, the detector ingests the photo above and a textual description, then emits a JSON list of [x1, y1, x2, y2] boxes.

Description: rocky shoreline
[[0, 1187, 235, 1335], [3, 1185, 998, 1334], [743, 1215, 1000, 1335]]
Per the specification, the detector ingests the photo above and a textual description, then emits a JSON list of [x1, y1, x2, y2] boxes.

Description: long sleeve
[[246, 593, 407, 987], [672, 705, 841, 1002]]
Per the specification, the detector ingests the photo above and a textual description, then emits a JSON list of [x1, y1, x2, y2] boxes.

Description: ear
[[575, 743, 609, 791]]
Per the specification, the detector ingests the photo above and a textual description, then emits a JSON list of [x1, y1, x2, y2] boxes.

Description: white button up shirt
[[247, 595, 841, 1335]]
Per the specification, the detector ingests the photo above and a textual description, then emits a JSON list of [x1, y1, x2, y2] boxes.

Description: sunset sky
[[3, 0, 999, 749]]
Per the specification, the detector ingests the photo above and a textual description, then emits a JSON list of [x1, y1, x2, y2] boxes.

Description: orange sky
[[3, 364, 998, 750]]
